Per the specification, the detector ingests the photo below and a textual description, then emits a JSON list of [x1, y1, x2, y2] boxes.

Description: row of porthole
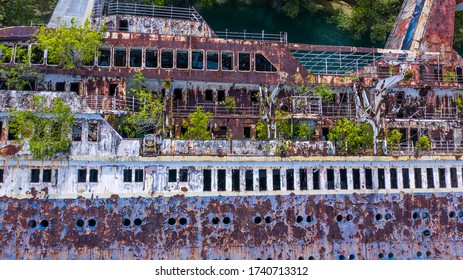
[[167, 217, 188, 226], [339, 254, 356, 260], [412, 211, 430, 220], [448, 211, 463, 219], [375, 213, 393, 221], [336, 214, 354, 222], [212, 217, 231, 225], [296, 215, 315, 224], [28, 218, 143, 229]]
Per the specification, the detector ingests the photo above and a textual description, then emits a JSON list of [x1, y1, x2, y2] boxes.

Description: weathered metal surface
[[0, 192, 462, 260]]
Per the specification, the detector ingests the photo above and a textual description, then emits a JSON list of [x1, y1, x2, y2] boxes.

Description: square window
[[30, 169, 40, 183], [89, 169, 98, 183], [179, 169, 188, 182], [135, 169, 144, 182], [78, 169, 87, 183], [98, 48, 111, 66], [72, 123, 82, 141], [168, 169, 177, 182], [42, 169, 52, 183], [123, 169, 132, 182], [130, 49, 142, 67]]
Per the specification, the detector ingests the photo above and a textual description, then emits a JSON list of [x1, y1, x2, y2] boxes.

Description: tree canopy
[[182, 106, 213, 140], [0, 0, 57, 27]]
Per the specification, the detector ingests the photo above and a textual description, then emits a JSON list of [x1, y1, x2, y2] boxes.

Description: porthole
[[426, 251, 431, 257], [417, 251, 422, 257], [296, 216, 303, 223], [385, 213, 392, 221], [28, 220, 37, 228], [422, 212, 429, 219], [349, 254, 355, 260], [375, 214, 382, 221], [412, 212, 420, 220], [339, 255, 346, 260], [179, 217, 187, 225], [168, 218, 176, 225], [123, 218, 131, 227], [423, 229, 431, 236], [308, 256, 315, 260], [449, 211, 456, 218], [346, 214, 353, 221], [336, 215, 343, 222], [88, 219, 96, 227], [307, 216, 314, 223], [76, 219, 84, 228], [134, 218, 142, 226], [223, 217, 231, 224], [265, 216, 272, 224], [298, 257, 304, 260], [254, 217, 262, 224], [388, 253, 394, 258], [40, 220, 49, 228], [212, 217, 219, 224], [378, 253, 384, 259]]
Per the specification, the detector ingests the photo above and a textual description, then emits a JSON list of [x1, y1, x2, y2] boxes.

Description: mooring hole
[[375, 214, 382, 221], [254, 217, 262, 224], [336, 215, 343, 222], [40, 220, 49, 228], [296, 216, 303, 223], [123, 218, 131, 227], [88, 219, 96, 227], [134, 218, 142, 226], [412, 212, 420, 220], [307, 216, 314, 223], [168, 218, 176, 225], [346, 214, 353, 221], [339, 255, 346, 260], [76, 219, 84, 228], [28, 220, 37, 228], [449, 211, 456, 218], [423, 229, 431, 236], [378, 253, 384, 259], [179, 217, 187, 225], [212, 217, 219, 224], [265, 216, 272, 224], [417, 251, 422, 257], [223, 217, 231, 224]]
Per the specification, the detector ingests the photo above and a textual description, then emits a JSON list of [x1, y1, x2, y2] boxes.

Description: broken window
[[273, 169, 281, 191], [30, 45, 44, 64], [179, 169, 188, 182], [353, 169, 360, 189], [55, 82, 65, 91], [72, 123, 82, 141], [145, 49, 158, 68], [232, 169, 240, 191], [451, 168, 458, 188], [0, 169, 3, 183], [218, 169, 226, 191], [0, 44, 13, 63], [42, 169, 52, 183], [205, 89, 213, 101], [286, 169, 294, 191], [403, 168, 410, 188], [109, 84, 118, 96], [439, 168, 446, 188], [77, 169, 87, 183], [313, 169, 320, 190], [135, 169, 143, 182], [238, 52, 250, 71], [89, 169, 98, 183], [168, 169, 177, 182], [206, 51, 219, 70], [14, 44, 28, 64], [243, 127, 251, 139], [414, 168, 422, 189], [245, 170, 253, 191], [130, 48, 142, 67], [203, 169, 211, 191], [255, 53, 277, 72], [327, 169, 335, 190], [119, 19, 129, 32], [123, 169, 132, 182], [176, 49, 189, 69], [114, 48, 127, 67], [390, 168, 398, 189], [98, 48, 111, 66], [259, 169, 267, 191], [340, 169, 347, 190], [88, 122, 98, 142], [30, 169, 40, 183], [300, 169, 308, 190], [221, 51, 233, 71], [70, 82, 79, 95], [378, 168, 385, 189], [217, 90, 225, 102], [191, 50, 203, 70], [426, 168, 434, 188], [365, 168, 373, 189]]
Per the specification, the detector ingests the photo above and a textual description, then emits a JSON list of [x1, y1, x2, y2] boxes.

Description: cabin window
[[218, 169, 226, 191], [42, 169, 52, 183], [123, 169, 132, 182], [221, 51, 233, 71], [378, 168, 385, 189], [217, 90, 225, 102], [273, 169, 281, 191], [168, 169, 177, 182], [130, 48, 142, 67], [327, 169, 335, 190], [353, 169, 360, 189], [135, 169, 144, 182], [414, 168, 422, 189], [300, 169, 308, 190], [438, 168, 446, 188], [30, 45, 44, 65], [191, 50, 203, 70], [30, 169, 40, 183], [88, 122, 98, 142], [145, 49, 158, 68], [365, 168, 373, 189], [0, 44, 13, 63], [238, 52, 251, 71], [390, 168, 398, 189], [255, 53, 277, 72], [0, 169, 4, 183], [245, 170, 253, 191], [179, 169, 188, 182], [232, 169, 240, 191], [205, 89, 213, 101], [243, 127, 251, 139], [340, 169, 347, 190], [119, 19, 129, 32], [451, 168, 458, 188], [286, 169, 294, 190], [161, 49, 174, 68], [72, 123, 82, 141], [426, 168, 434, 188], [14, 44, 28, 64], [77, 169, 87, 183], [206, 51, 219, 70], [70, 82, 79, 95], [109, 84, 118, 96], [114, 48, 127, 67], [313, 169, 320, 190], [402, 168, 410, 188], [89, 169, 98, 183], [259, 169, 267, 191], [98, 48, 111, 66], [203, 169, 211, 191], [55, 82, 65, 91], [176, 50, 189, 69]]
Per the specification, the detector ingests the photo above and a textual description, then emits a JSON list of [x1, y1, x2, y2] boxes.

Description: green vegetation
[[403, 69, 414, 82], [8, 95, 74, 159], [0, 0, 58, 27], [182, 106, 213, 140], [0, 65, 39, 90], [415, 135, 431, 151], [275, 110, 312, 140], [328, 118, 373, 155], [0, 44, 13, 63], [386, 129, 402, 150], [256, 121, 268, 140], [122, 74, 165, 138], [443, 71, 457, 83], [35, 18, 104, 69], [313, 83, 335, 102], [220, 96, 237, 113]]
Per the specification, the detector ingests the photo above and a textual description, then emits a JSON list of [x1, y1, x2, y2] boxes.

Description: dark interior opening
[[273, 169, 281, 191], [353, 169, 360, 189], [259, 169, 267, 191], [203, 169, 211, 191], [218, 169, 226, 191], [243, 127, 251, 139], [365, 168, 373, 189], [340, 169, 347, 190], [414, 168, 422, 188], [403, 168, 410, 188], [426, 168, 434, 188], [179, 169, 188, 182], [439, 168, 446, 188], [286, 169, 294, 191], [232, 169, 240, 191], [299, 169, 308, 190], [327, 169, 334, 190], [378, 168, 385, 189], [55, 82, 65, 91], [390, 168, 398, 189], [313, 169, 320, 190], [205, 89, 213, 101], [119, 19, 129, 32], [451, 168, 458, 188], [245, 170, 253, 191]]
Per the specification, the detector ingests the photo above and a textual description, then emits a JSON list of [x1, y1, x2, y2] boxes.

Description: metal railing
[[105, 2, 202, 21], [390, 141, 463, 156], [292, 96, 322, 115], [84, 96, 142, 112], [322, 103, 356, 119], [215, 30, 288, 43], [172, 102, 260, 117]]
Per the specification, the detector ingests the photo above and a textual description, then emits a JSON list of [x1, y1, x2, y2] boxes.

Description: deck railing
[[172, 102, 260, 117], [215, 30, 288, 43]]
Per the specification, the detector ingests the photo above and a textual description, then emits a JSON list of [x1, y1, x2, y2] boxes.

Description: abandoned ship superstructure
[[1, 0, 463, 260]]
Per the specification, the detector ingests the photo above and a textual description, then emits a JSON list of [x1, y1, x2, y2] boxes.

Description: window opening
[[70, 82, 79, 95], [365, 168, 373, 189], [218, 169, 226, 191], [390, 168, 398, 189], [145, 49, 158, 68], [130, 48, 142, 67], [353, 169, 360, 189], [203, 169, 211, 191], [414, 168, 422, 188], [217, 90, 225, 102], [451, 168, 458, 188], [221, 51, 233, 71], [88, 122, 98, 142], [255, 53, 277, 72], [77, 169, 87, 183], [89, 169, 98, 182], [109, 83, 118, 96], [161, 49, 174, 68], [232, 169, 240, 191], [55, 82, 65, 91], [114, 48, 127, 67], [273, 169, 281, 191], [179, 169, 188, 182], [135, 169, 143, 182], [300, 169, 308, 190], [439, 168, 446, 188], [250, 90, 259, 103], [0, 44, 13, 63], [31, 45, 44, 64], [286, 169, 294, 190], [30, 169, 40, 183], [119, 19, 128, 32], [313, 169, 320, 190], [327, 169, 335, 190], [403, 168, 410, 188], [245, 170, 253, 191], [243, 127, 251, 139], [176, 49, 189, 69], [98, 48, 111, 66], [238, 52, 250, 71], [0, 169, 3, 183], [191, 50, 203, 70], [168, 169, 177, 182], [174, 88, 182, 101], [426, 168, 434, 188], [72, 123, 82, 141], [259, 169, 267, 191], [205, 89, 213, 101], [14, 44, 28, 64], [123, 169, 132, 182], [42, 169, 52, 183], [340, 169, 347, 190], [378, 168, 385, 189], [207, 51, 219, 70]]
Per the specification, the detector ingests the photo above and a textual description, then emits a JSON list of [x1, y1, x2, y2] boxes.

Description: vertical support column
[[320, 166, 327, 191], [384, 168, 391, 190], [445, 167, 451, 189], [254, 168, 259, 191], [211, 169, 218, 192], [226, 169, 232, 192], [334, 169, 341, 190], [410, 168, 416, 190], [457, 168, 463, 189], [372, 168, 379, 190], [433, 168, 439, 189], [397, 168, 404, 190], [360, 168, 366, 190], [240, 169, 246, 192], [347, 168, 354, 190], [307, 168, 314, 190], [294, 168, 300, 191], [281, 168, 287, 191], [267, 168, 273, 192], [422, 168, 428, 189]]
